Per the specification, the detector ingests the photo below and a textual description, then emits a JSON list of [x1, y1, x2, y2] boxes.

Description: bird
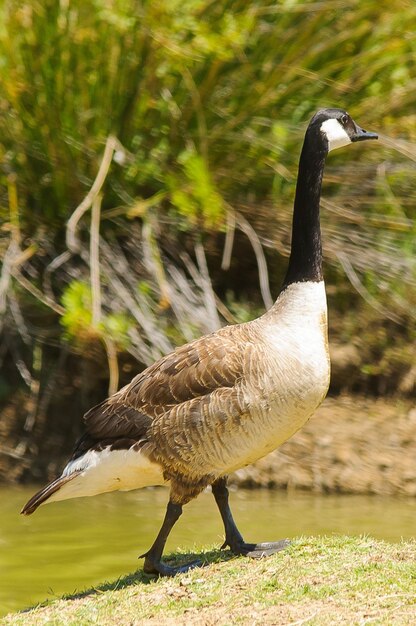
[[21, 108, 378, 576]]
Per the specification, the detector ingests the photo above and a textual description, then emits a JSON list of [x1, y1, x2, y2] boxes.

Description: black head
[[307, 108, 378, 152]]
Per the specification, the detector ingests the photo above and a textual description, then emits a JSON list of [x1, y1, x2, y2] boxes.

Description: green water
[[1, 486, 416, 616]]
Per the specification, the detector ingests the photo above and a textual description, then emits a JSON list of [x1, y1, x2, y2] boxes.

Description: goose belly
[[225, 370, 329, 473], [211, 321, 329, 474]]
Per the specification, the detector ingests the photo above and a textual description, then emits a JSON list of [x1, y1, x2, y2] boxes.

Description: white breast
[[262, 280, 330, 411], [224, 281, 330, 473]]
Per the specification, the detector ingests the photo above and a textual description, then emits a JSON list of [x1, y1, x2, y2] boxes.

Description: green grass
[[3, 536, 416, 625]]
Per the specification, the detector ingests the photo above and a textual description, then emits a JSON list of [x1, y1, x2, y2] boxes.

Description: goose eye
[[340, 114, 348, 126]]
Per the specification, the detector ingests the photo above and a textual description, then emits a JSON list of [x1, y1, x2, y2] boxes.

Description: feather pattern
[[74, 281, 330, 488], [21, 280, 329, 516]]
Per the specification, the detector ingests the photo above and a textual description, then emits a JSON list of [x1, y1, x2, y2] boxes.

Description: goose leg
[[140, 500, 202, 576], [212, 477, 290, 558]]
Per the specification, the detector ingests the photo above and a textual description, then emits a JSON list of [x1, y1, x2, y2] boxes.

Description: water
[[1, 485, 416, 616]]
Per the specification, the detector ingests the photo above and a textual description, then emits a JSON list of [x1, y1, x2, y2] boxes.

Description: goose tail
[[21, 472, 82, 516]]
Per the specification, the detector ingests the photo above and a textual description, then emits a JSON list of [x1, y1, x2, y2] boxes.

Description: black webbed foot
[[223, 538, 290, 558], [212, 477, 290, 561], [141, 553, 203, 577], [142, 482, 289, 577], [140, 499, 206, 577]]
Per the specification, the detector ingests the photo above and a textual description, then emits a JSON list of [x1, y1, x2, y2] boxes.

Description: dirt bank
[[231, 396, 416, 496]]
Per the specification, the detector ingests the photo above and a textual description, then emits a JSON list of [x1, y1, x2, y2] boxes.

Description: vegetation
[[0, 1, 416, 480], [3, 536, 416, 625]]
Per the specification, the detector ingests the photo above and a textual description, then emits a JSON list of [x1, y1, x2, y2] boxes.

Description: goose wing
[[81, 325, 254, 448]]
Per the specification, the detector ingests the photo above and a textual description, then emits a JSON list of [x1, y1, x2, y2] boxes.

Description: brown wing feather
[[150, 386, 250, 478], [83, 400, 151, 440], [83, 324, 252, 442]]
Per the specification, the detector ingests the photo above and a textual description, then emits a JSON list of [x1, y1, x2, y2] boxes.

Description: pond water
[[1, 485, 416, 616]]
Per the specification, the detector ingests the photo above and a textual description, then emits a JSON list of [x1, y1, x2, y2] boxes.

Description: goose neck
[[282, 136, 327, 288]]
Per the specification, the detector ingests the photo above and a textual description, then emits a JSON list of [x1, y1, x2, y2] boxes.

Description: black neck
[[282, 133, 327, 288]]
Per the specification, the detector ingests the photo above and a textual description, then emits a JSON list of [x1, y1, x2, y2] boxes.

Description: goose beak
[[351, 125, 378, 142]]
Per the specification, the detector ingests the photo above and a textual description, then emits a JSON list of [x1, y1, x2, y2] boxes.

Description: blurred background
[[0, 1, 416, 494], [2, 0, 416, 615]]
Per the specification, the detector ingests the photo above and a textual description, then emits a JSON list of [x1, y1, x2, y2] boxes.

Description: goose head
[[308, 108, 378, 153]]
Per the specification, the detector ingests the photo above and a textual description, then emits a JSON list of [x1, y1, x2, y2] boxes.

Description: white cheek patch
[[320, 118, 351, 152]]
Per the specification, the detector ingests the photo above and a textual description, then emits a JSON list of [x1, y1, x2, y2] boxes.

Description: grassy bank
[[3, 536, 416, 625]]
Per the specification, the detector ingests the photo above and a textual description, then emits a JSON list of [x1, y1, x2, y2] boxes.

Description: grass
[[3, 536, 416, 625]]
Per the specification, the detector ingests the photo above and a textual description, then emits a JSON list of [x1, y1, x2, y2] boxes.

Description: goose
[[21, 108, 377, 576]]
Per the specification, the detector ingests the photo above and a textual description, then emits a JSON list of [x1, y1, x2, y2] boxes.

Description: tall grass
[[1, 1, 415, 221]]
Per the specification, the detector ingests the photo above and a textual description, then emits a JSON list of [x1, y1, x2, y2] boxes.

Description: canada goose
[[22, 109, 377, 576]]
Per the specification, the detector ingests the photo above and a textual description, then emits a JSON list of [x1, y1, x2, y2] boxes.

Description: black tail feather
[[21, 472, 81, 515]]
